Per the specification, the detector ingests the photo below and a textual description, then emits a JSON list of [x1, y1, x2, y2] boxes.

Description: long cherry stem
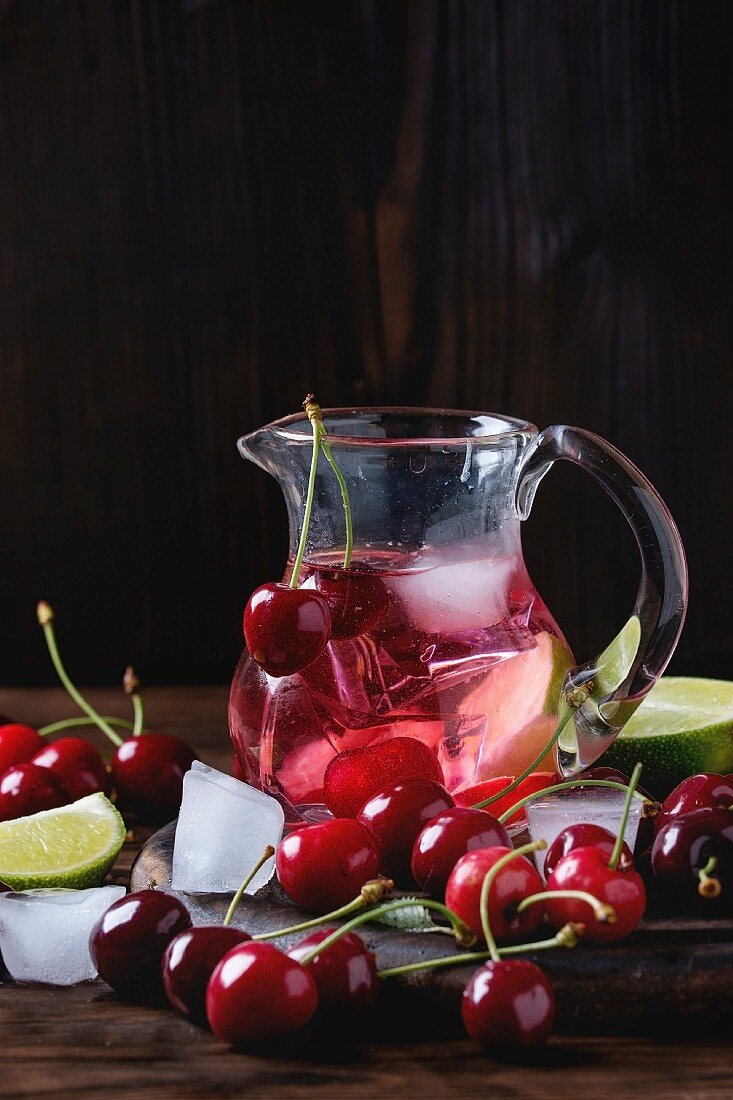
[[223, 845, 276, 927], [470, 709, 573, 811], [377, 923, 585, 979], [516, 890, 616, 924], [252, 897, 367, 941], [36, 602, 123, 748], [252, 878, 394, 941], [479, 841, 546, 962], [123, 667, 144, 737], [289, 397, 322, 589], [305, 397, 353, 570], [497, 778, 651, 826], [608, 761, 642, 871], [39, 716, 134, 737], [297, 899, 475, 966]]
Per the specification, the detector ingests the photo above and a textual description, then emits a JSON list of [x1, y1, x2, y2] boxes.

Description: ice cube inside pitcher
[[172, 761, 284, 894], [0, 886, 127, 985], [526, 787, 642, 878]]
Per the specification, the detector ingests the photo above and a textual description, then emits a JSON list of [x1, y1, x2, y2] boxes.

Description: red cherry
[[445, 846, 545, 943], [276, 818, 379, 912], [545, 846, 646, 942], [162, 926, 251, 1023], [454, 773, 556, 824], [111, 733, 195, 817], [244, 582, 332, 676], [357, 779, 454, 884], [462, 959, 555, 1049], [313, 568, 388, 639], [287, 929, 379, 1011], [206, 941, 318, 1046], [32, 737, 111, 801], [651, 806, 733, 899], [410, 807, 510, 895], [655, 773, 733, 835], [324, 738, 444, 819], [0, 724, 46, 773], [89, 890, 192, 1001], [544, 823, 634, 879], [0, 763, 69, 821]]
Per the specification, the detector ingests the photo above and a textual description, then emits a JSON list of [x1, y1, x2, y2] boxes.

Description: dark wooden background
[[1, 0, 730, 687]]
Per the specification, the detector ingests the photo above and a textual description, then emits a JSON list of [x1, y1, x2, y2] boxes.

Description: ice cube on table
[[0, 886, 126, 985], [172, 761, 284, 895], [526, 787, 643, 878]]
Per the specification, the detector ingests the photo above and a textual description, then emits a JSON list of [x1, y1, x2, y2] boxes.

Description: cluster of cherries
[[87, 736, 666, 1054], [0, 604, 196, 824]]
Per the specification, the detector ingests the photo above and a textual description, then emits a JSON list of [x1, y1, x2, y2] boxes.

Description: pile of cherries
[[0, 719, 194, 823], [87, 735, 726, 1056], [0, 603, 196, 824]]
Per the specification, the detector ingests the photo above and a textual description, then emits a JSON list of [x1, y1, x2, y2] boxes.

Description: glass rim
[[241, 406, 537, 448]]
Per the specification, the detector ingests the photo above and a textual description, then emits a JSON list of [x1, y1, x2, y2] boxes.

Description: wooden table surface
[[0, 685, 731, 1100]]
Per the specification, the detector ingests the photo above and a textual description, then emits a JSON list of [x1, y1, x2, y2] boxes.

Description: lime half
[[0, 793, 126, 891], [600, 677, 733, 797]]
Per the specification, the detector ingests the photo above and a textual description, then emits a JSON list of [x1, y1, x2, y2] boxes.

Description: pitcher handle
[[516, 425, 688, 777]]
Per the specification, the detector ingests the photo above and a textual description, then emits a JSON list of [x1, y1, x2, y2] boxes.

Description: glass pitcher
[[230, 408, 687, 821]]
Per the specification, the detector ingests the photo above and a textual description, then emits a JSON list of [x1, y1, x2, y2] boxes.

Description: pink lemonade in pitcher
[[230, 406, 686, 822], [231, 542, 573, 818]]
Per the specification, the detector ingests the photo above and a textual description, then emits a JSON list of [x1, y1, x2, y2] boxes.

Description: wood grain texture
[[0, 685, 729, 1099], [1, 1, 731, 684]]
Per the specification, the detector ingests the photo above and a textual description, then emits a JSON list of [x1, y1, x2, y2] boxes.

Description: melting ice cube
[[395, 552, 515, 633], [526, 787, 643, 878], [171, 761, 284, 895], [0, 886, 126, 985]]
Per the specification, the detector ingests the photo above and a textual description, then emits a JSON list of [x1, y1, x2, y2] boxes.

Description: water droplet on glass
[[410, 456, 427, 474]]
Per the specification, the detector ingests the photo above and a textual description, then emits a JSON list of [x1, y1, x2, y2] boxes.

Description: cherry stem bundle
[[36, 602, 124, 748], [497, 778, 651, 827], [297, 898, 475, 967], [377, 923, 585, 979], [608, 761, 642, 871], [223, 845, 277, 927], [479, 840, 546, 962]]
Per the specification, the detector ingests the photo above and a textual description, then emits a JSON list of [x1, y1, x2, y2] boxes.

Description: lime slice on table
[[600, 677, 733, 798], [0, 793, 126, 891]]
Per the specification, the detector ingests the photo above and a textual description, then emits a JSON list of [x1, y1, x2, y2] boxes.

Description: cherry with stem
[[544, 764, 647, 943], [461, 842, 559, 1049], [37, 602, 195, 815], [243, 397, 347, 676]]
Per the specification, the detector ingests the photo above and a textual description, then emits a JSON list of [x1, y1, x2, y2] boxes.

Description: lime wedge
[[0, 793, 126, 891], [600, 677, 733, 797]]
